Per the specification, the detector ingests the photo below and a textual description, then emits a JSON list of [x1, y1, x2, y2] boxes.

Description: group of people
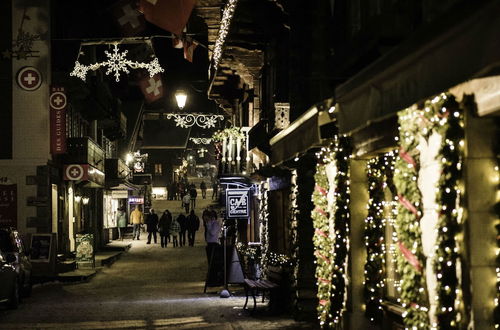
[[127, 205, 222, 250], [129, 206, 201, 248]]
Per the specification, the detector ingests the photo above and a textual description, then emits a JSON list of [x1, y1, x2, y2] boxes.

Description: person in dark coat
[[177, 212, 187, 247], [158, 209, 172, 248], [186, 210, 200, 247], [200, 181, 207, 199], [189, 185, 198, 210], [145, 209, 159, 244]]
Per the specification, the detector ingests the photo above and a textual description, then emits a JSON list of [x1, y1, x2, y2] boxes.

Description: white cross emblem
[[54, 96, 63, 106], [24, 73, 36, 85], [118, 4, 140, 28], [71, 168, 79, 177], [146, 77, 162, 96]]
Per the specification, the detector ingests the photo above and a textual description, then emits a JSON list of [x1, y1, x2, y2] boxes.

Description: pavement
[[0, 193, 318, 330]]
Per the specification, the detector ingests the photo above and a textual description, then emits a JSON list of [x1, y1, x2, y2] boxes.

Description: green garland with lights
[[494, 118, 500, 328], [212, 127, 245, 142], [289, 170, 300, 309], [259, 182, 270, 275], [312, 136, 352, 327], [311, 159, 334, 327], [364, 152, 396, 324], [394, 107, 429, 328], [427, 94, 464, 328], [394, 93, 465, 329]]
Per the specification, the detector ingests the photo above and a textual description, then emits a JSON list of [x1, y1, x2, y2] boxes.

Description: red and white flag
[[183, 39, 197, 62], [138, 73, 165, 103], [172, 34, 184, 49], [138, 0, 196, 35], [110, 0, 146, 36]]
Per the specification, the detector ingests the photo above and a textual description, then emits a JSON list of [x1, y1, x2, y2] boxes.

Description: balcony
[[64, 137, 105, 172]]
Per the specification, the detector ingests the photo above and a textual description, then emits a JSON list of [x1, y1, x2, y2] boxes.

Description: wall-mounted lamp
[[82, 197, 90, 205], [74, 195, 82, 203], [175, 90, 187, 110]]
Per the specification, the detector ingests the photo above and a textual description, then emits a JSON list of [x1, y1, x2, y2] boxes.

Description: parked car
[[0, 247, 19, 308], [0, 228, 32, 300]]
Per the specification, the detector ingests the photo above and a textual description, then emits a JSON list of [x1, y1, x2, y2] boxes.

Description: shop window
[[268, 188, 291, 255], [154, 163, 162, 175]]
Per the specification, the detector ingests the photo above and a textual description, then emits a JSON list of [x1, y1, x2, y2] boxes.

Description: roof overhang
[[336, 1, 500, 135]]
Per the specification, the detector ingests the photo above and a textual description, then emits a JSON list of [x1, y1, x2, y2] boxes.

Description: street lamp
[[175, 90, 187, 110]]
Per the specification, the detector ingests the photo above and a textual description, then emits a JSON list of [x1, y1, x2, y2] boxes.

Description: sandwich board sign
[[226, 189, 249, 218]]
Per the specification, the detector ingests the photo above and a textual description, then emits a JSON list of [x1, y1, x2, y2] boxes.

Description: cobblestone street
[[0, 196, 317, 330]]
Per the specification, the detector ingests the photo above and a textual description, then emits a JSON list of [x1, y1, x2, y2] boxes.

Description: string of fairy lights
[[312, 136, 352, 327], [211, 0, 238, 72], [258, 181, 269, 274], [364, 152, 397, 324], [289, 170, 300, 308], [312, 152, 335, 327], [495, 127, 500, 328], [394, 106, 429, 329]]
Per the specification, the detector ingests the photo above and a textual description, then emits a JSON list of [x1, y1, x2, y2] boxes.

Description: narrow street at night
[[0, 195, 316, 330]]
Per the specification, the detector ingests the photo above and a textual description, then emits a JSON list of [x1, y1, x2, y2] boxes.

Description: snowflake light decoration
[[166, 113, 224, 129], [189, 137, 212, 144], [70, 44, 164, 82]]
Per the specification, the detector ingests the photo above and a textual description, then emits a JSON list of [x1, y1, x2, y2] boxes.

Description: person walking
[[146, 208, 159, 244], [182, 193, 191, 213], [205, 210, 221, 264], [130, 206, 144, 240], [189, 184, 198, 210], [177, 212, 187, 247], [200, 180, 207, 199], [116, 207, 127, 241], [186, 210, 200, 247], [158, 209, 172, 248], [170, 216, 181, 248], [211, 181, 218, 200], [201, 207, 211, 241]]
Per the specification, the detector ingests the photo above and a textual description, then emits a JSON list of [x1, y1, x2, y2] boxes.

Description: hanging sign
[[226, 189, 250, 218], [16, 66, 42, 91], [50, 86, 67, 154]]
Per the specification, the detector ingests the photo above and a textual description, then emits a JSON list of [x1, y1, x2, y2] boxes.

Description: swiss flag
[[110, 0, 146, 36], [183, 39, 197, 62], [138, 73, 165, 103], [172, 34, 184, 49], [138, 0, 196, 35]]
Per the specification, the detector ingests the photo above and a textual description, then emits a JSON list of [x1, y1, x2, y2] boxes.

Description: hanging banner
[[0, 183, 17, 228], [226, 189, 250, 218], [49, 86, 67, 154]]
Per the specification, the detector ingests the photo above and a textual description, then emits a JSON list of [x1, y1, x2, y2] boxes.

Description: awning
[[106, 179, 141, 191], [336, 1, 500, 134], [269, 99, 336, 166]]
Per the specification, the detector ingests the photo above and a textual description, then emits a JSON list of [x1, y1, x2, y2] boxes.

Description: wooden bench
[[243, 265, 284, 314]]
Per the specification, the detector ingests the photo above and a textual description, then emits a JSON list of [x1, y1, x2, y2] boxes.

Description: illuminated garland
[[212, 0, 238, 72], [364, 152, 396, 324], [311, 157, 334, 327], [395, 93, 465, 329], [212, 127, 245, 142], [312, 137, 352, 327], [394, 107, 429, 328], [259, 182, 270, 275], [289, 170, 300, 308], [495, 119, 500, 327], [429, 94, 464, 328]]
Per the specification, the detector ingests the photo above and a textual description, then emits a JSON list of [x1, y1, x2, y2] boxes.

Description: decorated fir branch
[[312, 137, 352, 328], [494, 124, 500, 328], [363, 153, 396, 324], [259, 182, 270, 275], [428, 94, 464, 328], [329, 136, 352, 325], [288, 170, 300, 311], [394, 107, 429, 328], [211, 127, 245, 142], [311, 160, 334, 327]]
